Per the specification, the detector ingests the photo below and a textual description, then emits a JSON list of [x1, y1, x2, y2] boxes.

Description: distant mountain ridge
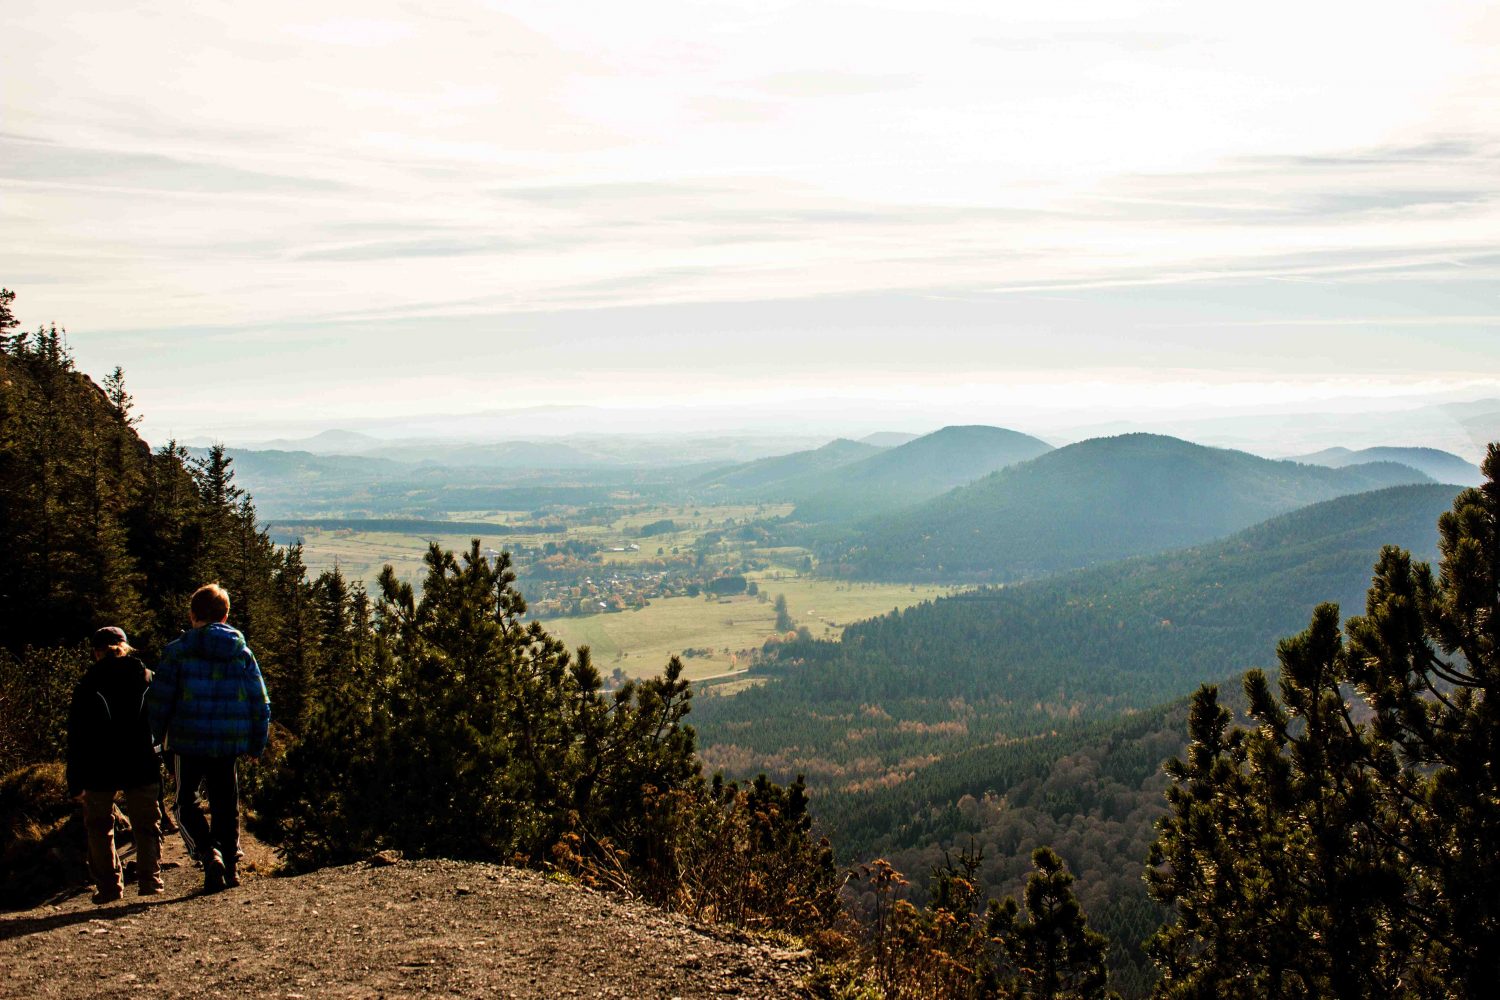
[[691, 438, 882, 495], [1291, 445, 1482, 485], [790, 425, 1055, 522], [858, 431, 921, 448], [831, 433, 1434, 581], [244, 428, 386, 454]]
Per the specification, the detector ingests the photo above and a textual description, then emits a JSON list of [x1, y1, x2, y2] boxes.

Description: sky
[[3, 1, 1498, 448]]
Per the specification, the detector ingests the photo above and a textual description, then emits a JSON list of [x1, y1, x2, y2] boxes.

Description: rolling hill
[[830, 433, 1433, 581], [689, 437, 882, 496], [789, 425, 1054, 522], [1291, 445, 1482, 485]]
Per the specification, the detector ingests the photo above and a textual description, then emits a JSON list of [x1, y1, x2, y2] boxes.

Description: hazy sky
[[4, 1, 1498, 442]]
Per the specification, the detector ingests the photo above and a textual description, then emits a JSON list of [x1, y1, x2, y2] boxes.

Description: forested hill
[[0, 336, 295, 658], [827, 432, 1433, 581], [789, 424, 1053, 522], [690, 437, 882, 496], [1290, 444, 1482, 485], [695, 482, 1458, 783]]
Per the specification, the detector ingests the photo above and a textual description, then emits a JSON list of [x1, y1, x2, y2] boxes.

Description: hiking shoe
[[139, 877, 165, 896], [203, 850, 226, 893], [223, 862, 240, 889], [92, 887, 123, 905]]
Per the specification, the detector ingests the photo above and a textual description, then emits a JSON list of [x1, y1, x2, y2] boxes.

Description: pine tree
[[0, 288, 18, 347], [100, 367, 139, 427], [993, 847, 1115, 1000], [1340, 444, 1500, 996]]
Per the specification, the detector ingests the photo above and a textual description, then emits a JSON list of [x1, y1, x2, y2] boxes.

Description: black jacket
[[66, 654, 161, 793]]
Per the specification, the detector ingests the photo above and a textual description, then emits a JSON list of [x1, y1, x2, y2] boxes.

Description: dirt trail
[[0, 848, 812, 999]]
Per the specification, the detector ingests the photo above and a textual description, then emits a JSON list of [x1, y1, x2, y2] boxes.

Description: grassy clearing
[[285, 529, 506, 589], [543, 594, 772, 681], [542, 578, 960, 682], [750, 576, 963, 633]]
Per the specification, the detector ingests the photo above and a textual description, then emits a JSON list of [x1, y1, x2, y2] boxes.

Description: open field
[[543, 578, 961, 682], [749, 575, 966, 633], [280, 529, 519, 589], [543, 594, 772, 681], [277, 501, 797, 589]]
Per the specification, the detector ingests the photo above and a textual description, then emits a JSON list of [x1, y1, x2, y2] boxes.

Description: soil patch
[[0, 853, 812, 999]]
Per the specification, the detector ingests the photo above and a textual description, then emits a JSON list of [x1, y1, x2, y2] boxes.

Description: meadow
[[543, 578, 960, 682]]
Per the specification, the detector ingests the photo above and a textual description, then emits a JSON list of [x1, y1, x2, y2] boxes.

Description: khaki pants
[[82, 786, 162, 896]]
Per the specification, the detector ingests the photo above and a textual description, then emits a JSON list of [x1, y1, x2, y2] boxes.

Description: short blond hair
[[190, 583, 231, 624]]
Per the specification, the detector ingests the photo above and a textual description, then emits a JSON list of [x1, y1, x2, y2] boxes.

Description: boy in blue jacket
[[149, 583, 270, 893]]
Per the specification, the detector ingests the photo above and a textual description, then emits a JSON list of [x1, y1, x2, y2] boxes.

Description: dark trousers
[[82, 786, 162, 894], [172, 754, 239, 866]]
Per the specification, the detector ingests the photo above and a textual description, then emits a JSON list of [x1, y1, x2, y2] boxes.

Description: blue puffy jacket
[[148, 623, 270, 757]]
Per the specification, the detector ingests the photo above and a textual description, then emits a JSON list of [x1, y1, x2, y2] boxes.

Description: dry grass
[[543, 578, 961, 682]]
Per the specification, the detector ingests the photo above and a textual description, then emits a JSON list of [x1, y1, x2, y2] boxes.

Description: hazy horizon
[[177, 389, 1496, 467]]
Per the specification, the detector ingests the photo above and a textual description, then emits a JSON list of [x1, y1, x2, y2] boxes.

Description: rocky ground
[[0, 832, 813, 999]]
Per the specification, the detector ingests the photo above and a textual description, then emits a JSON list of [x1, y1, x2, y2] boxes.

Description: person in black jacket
[[67, 626, 164, 903]]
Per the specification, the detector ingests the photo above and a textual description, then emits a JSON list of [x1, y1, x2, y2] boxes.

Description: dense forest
[[826, 433, 1435, 581], [827, 702, 1190, 995]]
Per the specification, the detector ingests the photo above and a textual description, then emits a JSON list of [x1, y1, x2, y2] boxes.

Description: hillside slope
[[834, 433, 1432, 581], [791, 425, 1053, 522], [1291, 445, 1481, 485], [691, 438, 882, 496], [0, 859, 812, 1000], [696, 483, 1457, 781]]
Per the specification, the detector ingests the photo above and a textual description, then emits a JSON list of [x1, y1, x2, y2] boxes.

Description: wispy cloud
[[752, 71, 916, 97], [1, 0, 1496, 436], [0, 136, 346, 194]]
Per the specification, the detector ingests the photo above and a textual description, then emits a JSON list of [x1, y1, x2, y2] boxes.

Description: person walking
[[67, 626, 164, 903], [148, 584, 270, 893]]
